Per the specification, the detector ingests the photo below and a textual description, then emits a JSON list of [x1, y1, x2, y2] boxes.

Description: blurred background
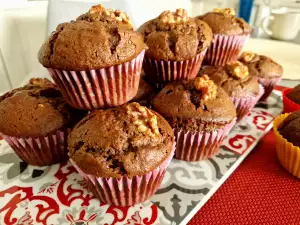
[[0, 0, 299, 93]]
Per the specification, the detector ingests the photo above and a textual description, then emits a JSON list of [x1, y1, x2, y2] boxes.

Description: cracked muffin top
[[152, 75, 236, 132], [287, 84, 300, 105], [68, 102, 174, 178], [38, 4, 144, 70], [278, 111, 300, 147], [200, 61, 260, 98], [0, 78, 86, 137], [197, 8, 251, 35], [239, 52, 283, 78], [137, 8, 212, 61]]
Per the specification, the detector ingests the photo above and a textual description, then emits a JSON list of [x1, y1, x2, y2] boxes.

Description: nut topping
[[240, 51, 257, 63], [194, 75, 217, 101], [127, 103, 160, 136], [227, 61, 249, 79], [213, 8, 236, 16], [157, 8, 189, 25]]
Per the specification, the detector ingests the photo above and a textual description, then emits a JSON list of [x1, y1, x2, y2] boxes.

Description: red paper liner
[[174, 118, 236, 161], [70, 143, 175, 206], [204, 34, 249, 66], [1, 129, 70, 166], [258, 76, 282, 101], [282, 88, 300, 113], [143, 49, 207, 86], [47, 51, 145, 110]]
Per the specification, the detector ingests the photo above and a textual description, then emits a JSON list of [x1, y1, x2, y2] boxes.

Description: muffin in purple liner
[[152, 75, 237, 161], [0, 78, 86, 166], [38, 5, 145, 110], [200, 61, 261, 120], [197, 8, 251, 66], [138, 8, 212, 86], [239, 51, 283, 101]]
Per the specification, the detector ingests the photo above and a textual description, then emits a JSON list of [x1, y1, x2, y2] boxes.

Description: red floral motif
[[0, 186, 33, 225], [104, 206, 130, 225], [251, 110, 275, 131], [66, 209, 97, 225], [16, 211, 33, 225], [125, 211, 142, 225], [142, 205, 158, 225], [227, 134, 256, 155], [38, 182, 58, 194]]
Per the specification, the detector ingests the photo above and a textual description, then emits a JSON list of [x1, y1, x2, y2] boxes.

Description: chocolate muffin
[[278, 111, 300, 147], [152, 75, 236, 161], [197, 8, 251, 66], [138, 8, 212, 85], [131, 78, 154, 106], [287, 84, 300, 105], [240, 52, 283, 101], [0, 78, 86, 166], [39, 4, 145, 110]]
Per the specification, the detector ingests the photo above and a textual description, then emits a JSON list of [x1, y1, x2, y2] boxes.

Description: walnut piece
[[240, 51, 257, 63], [213, 8, 235, 16], [193, 75, 217, 101], [88, 4, 131, 25], [127, 103, 160, 137], [158, 8, 189, 25], [227, 61, 249, 79], [29, 78, 56, 89]]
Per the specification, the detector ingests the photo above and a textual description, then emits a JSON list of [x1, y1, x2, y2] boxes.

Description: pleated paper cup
[[70, 143, 175, 206], [47, 51, 145, 110], [204, 34, 249, 66], [273, 114, 300, 178], [282, 88, 300, 113], [1, 129, 70, 166], [143, 49, 207, 88], [174, 118, 236, 161], [258, 76, 282, 101]]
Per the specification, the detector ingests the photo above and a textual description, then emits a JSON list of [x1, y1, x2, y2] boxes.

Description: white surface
[[244, 38, 300, 80]]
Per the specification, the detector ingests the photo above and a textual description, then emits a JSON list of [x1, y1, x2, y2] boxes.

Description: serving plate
[[0, 90, 283, 225]]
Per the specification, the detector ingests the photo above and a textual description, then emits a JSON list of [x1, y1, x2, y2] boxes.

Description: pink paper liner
[[70, 143, 175, 206], [47, 51, 145, 110], [174, 118, 236, 161], [283, 88, 300, 113], [258, 76, 282, 101], [143, 49, 207, 86], [232, 85, 264, 120], [1, 129, 70, 166], [204, 34, 249, 66]]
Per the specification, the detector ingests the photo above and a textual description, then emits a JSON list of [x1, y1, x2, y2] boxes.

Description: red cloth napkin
[[189, 88, 300, 224]]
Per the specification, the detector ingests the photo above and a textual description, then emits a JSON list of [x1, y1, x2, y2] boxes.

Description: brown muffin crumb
[[278, 111, 300, 147]]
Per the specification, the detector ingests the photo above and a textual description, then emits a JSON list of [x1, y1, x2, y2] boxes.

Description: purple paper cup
[[1, 129, 70, 166], [70, 143, 175, 206], [258, 76, 282, 101], [204, 34, 249, 66], [143, 49, 207, 88], [47, 51, 145, 110], [174, 118, 236, 161]]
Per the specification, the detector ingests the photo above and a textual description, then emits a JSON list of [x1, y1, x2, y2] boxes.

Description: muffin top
[[0, 78, 85, 137], [68, 103, 174, 178], [287, 84, 300, 105], [198, 8, 251, 36], [38, 5, 144, 70], [131, 78, 154, 103], [152, 75, 236, 132], [138, 8, 213, 61], [200, 61, 260, 98], [278, 111, 300, 147], [239, 52, 283, 78]]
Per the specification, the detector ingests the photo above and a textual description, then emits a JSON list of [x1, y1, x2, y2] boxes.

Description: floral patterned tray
[[0, 91, 283, 225]]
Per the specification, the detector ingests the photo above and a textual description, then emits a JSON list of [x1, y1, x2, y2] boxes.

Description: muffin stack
[[0, 4, 288, 207]]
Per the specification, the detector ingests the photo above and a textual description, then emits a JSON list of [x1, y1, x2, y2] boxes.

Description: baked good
[[239, 51, 283, 101], [283, 84, 300, 113], [200, 61, 261, 119], [0, 78, 86, 166], [138, 8, 212, 85], [131, 78, 154, 106], [69, 102, 175, 205], [39, 4, 145, 110], [152, 75, 236, 161], [287, 84, 300, 105], [274, 111, 300, 178], [196, 8, 251, 66]]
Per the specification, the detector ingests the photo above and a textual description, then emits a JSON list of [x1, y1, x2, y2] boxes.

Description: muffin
[[239, 51, 283, 101], [152, 75, 236, 161], [200, 61, 262, 120], [283, 84, 300, 113], [138, 8, 212, 87], [0, 78, 86, 166], [68, 102, 175, 206], [274, 111, 300, 178], [131, 77, 154, 107], [38, 4, 145, 110], [197, 8, 251, 66]]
